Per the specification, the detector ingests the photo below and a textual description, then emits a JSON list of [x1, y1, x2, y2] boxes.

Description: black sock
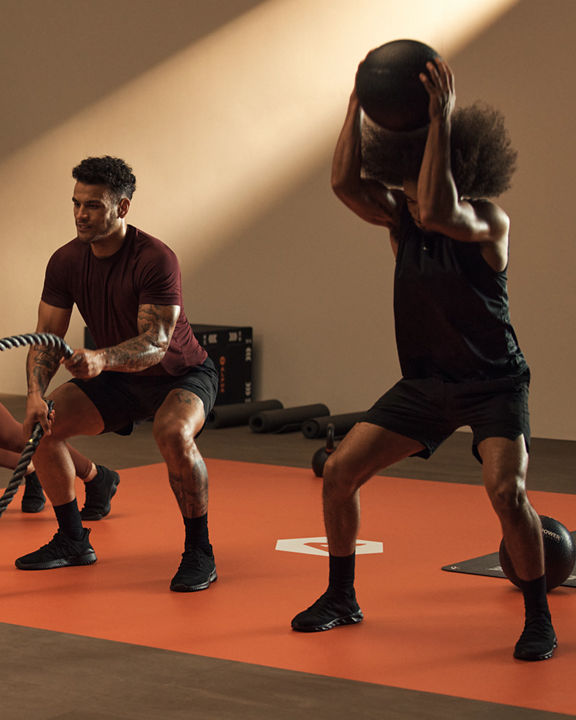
[[54, 499, 84, 541], [328, 553, 356, 595], [516, 575, 551, 619], [183, 514, 212, 554]]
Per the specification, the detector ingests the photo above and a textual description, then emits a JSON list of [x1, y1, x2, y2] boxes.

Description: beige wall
[[0, 0, 574, 440]]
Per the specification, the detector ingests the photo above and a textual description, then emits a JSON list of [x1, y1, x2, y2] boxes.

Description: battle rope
[[0, 332, 73, 358], [0, 401, 54, 517], [0, 333, 73, 517]]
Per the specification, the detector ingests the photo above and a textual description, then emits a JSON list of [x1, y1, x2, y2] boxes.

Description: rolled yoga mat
[[205, 400, 283, 429], [301, 412, 365, 439], [249, 404, 330, 434]]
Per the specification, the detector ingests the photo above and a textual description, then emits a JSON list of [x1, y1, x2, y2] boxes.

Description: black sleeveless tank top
[[393, 202, 528, 381]]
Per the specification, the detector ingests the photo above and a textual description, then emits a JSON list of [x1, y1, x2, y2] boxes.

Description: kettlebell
[[311, 423, 336, 477]]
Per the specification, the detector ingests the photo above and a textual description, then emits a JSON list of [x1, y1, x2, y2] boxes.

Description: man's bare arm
[[102, 303, 179, 371], [416, 58, 509, 271], [62, 304, 180, 379], [27, 302, 72, 396], [332, 89, 401, 231], [25, 301, 73, 434]]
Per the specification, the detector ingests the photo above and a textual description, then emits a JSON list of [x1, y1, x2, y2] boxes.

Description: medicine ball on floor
[[355, 38, 440, 132], [499, 515, 576, 591]]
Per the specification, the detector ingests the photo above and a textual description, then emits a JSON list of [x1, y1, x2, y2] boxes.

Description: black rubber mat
[[442, 532, 576, 588]]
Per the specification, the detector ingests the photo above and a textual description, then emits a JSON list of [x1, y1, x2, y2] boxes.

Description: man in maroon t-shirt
[[17, 156, 219, 593]]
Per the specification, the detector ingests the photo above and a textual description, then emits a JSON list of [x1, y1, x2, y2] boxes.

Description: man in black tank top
[[291, 57, 556, 661]]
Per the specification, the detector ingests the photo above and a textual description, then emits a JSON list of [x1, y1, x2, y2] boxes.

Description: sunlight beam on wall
[[2, 0, 517, 263]]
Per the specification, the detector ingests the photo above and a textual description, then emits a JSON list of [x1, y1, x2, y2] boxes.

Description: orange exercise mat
[[0, 459, 575, 715]]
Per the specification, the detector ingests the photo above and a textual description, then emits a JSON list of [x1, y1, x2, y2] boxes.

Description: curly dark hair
[[72, 156, 136, 200], [361, 102, 517, 198]]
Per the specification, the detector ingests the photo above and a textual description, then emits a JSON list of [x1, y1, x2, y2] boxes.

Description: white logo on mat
[[275, 536, 383, 556]]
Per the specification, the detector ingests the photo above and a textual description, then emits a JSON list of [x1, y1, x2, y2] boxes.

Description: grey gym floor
[[0, 392, 574, 720]]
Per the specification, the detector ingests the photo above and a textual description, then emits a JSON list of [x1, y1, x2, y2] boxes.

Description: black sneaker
[[15, 529, 97, 570], [21, 472, 46, 513], [514, 614, 558, 661], [80, 465, 120, 520], [291, 590, 363, 632], [170, 547, 217, 592]]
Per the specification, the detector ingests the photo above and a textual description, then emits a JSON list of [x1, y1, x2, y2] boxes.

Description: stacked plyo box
[[193, 324, 253, 406]]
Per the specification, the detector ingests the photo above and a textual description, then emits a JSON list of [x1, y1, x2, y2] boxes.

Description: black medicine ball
[[355, 38, 440, 132], [499, 515, 576, 591]]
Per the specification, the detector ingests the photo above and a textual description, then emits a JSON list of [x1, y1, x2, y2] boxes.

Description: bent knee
[[487, 476, 528, 514], [323, 452, 364, 495], [153, 423, 194, 454]]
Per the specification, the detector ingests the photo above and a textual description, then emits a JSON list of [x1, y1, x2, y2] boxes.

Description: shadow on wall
[[181, 155, 396, 413], [0, 0, 263, 161]]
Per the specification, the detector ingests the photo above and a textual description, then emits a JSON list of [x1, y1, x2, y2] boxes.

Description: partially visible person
[[0, 401, 119, 517]]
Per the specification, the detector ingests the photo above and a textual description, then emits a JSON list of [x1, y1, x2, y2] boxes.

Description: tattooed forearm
[[101, 303, 179, 373], [27, 346, 61, 395], [103, 335, 166, 371]]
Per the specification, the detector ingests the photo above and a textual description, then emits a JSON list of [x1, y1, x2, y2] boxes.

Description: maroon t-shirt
[[41, 225, 207, 376]]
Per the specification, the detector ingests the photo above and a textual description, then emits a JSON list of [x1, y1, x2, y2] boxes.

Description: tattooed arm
[[62, 303, 180, 379], [25, 301, 73, 434]]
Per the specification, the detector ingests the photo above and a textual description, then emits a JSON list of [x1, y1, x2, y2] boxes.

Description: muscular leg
[[153, 388, 215, 592], [0, 399, 96, 513], [479, 436, 543, 580], [292, 422, 423, 632], [0, 399, 96, 479], [15, 383, 104, 570], [33, 383, 104, 506], [479, 435, 556, 661], [153, 389, 207, 517], [6, 388, 111, 517], [323, 422, 424, 556]]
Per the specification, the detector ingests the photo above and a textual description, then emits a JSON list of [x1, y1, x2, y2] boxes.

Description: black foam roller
[[301, 412, 365, 439], [205, 400, 283, 429], [249, 404, 330, 434]]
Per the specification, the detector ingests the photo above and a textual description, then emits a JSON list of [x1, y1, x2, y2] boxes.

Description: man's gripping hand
[[24, 395, 54, 438], [62, 348, 106, 379]]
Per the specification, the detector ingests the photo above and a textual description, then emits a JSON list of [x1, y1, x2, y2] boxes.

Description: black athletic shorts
[[362, 371, 530, 463], [68, 356, 218, 436]]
